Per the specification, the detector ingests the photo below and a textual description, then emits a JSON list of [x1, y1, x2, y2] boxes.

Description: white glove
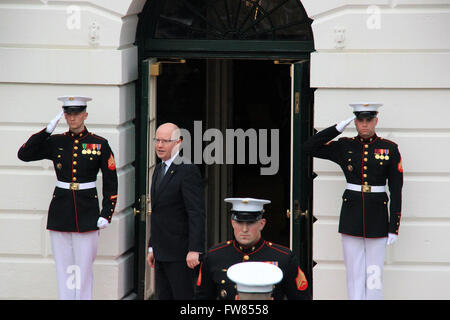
[[387, 233, 398, 245], [46, 110, 64, 134], [97, 217, 109, 229], [336, 115, 356, 133]]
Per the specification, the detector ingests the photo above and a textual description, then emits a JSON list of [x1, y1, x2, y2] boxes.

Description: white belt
[[346, 183, 386, 193], [56, 180, 96, 191]]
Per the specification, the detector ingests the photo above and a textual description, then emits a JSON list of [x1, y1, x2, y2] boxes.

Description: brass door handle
[[133, 207, 140, 216], [295, 209, 308, 219], [293, 199, 309, 219]]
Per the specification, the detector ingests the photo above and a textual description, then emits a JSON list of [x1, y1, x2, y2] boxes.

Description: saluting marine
[[195, 198, 310, 300], [17, 96, 118, 300], [303, 103, 403, 300]]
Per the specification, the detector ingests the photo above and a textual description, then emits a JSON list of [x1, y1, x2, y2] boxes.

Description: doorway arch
[[136, 0, 314, 58]]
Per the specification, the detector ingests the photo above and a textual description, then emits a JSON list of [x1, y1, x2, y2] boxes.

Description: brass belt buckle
[[362, 185, 371, 193], [70, 182, 80, 190]]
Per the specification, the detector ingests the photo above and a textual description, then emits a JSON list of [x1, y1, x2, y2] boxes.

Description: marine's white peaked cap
[[224, 198, 271, 212], [57, 96, 92, 107], [227, 262, 283, 293], [349, 102, 382, 113]]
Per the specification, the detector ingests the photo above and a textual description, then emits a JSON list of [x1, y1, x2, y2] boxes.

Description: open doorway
[[155, 59, 291, 248], [135, 0, 315, 299]]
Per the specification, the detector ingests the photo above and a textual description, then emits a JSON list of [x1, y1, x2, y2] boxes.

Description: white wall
[[0, 0, 145, 299], [301, 0, 450, 299]]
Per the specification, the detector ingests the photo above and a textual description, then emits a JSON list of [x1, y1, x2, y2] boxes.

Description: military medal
[[87, 144, 92, 154], [82, 144, 87, 154], [374, 148, 389, 160], [92, 144, 101, 155], [374, 149, 389, 164], [377, 149, 383, 159]]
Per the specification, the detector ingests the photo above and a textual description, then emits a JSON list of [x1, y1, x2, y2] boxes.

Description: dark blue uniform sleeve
[[99, 140, 118, 222], [303, 125, 343, 164], [17, 128, 52, 162], [195, 258, 217, 300], [387, 144, 403, 234], [282, 254, 311, 300]]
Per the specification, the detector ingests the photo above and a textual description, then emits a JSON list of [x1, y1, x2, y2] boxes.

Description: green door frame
[[134, 39, 315, 299], [291, 61, 315, 297], [141, 39, 314, 59], [134, 59, 151, 299]]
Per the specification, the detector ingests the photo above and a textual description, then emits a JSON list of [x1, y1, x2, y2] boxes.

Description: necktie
[[160, 162, 167, 178], [155, 162, 166, 192]]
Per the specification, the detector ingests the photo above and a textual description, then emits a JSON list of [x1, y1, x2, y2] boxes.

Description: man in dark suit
[[147, 122, 205, 300]]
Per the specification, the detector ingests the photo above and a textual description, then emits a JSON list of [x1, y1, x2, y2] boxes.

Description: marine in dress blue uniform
[[195, 198, 310, 300], [17, 96, 118, 299], [303, 103, 403, 299]]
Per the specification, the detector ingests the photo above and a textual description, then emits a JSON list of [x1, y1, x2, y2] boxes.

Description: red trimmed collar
[[65, 127, 89, 139], [356, 133, 378, 144], [233, 237, 265, 255]]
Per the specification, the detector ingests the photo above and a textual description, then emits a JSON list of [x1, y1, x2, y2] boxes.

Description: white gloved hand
[[97, 217, 109, 229], [46, 110, 64, 134], [336, 115, 356, 133], [387, 233, 398, 246]]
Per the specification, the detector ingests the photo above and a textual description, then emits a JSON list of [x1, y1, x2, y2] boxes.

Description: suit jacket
[[17, 127, 118, 232], [149, 157, 205, 261], [303, 125, 403, 237]]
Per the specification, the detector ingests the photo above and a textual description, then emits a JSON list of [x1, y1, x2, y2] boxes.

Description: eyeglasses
[[153, 138, 177, 145]]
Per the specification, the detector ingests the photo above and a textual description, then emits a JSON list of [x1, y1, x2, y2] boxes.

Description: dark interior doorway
[[232, 60, 291, 247], [156, 58, 291, 248]]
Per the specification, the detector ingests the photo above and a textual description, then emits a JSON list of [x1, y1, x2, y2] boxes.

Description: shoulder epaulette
[[265, 241, 291, 255], [379, 137, 398, 146], [208, 240, 232, 253], [89, 133, 107, 141]]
